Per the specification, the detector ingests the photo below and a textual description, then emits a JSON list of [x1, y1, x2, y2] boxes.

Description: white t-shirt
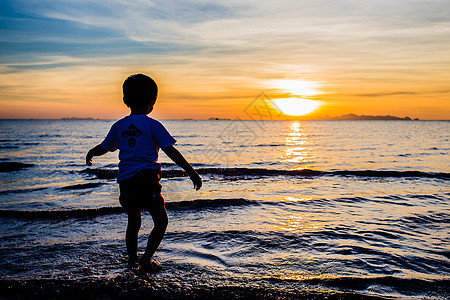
[[101, 115, 176, 182]]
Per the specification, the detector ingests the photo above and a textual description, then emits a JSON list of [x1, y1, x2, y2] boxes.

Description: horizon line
[[0, 118, 449, 121]]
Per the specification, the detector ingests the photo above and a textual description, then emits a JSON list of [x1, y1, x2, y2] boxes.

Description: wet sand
[[1, 274, 387, 300]]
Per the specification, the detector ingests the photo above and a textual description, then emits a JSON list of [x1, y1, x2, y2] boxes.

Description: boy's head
[[122, 74, 158, 109]]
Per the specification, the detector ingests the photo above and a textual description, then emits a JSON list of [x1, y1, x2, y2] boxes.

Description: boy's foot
[[123, 256, 138, 269], [138, 258, 161, 274], [127, 260, 138, 269]]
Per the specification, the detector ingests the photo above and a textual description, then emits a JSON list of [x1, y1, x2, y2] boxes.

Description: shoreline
[[0, 277, 388, 300]]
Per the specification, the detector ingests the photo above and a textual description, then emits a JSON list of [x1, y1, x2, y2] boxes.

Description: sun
[[271, 98, 320, 116], [264, 79, 322, 116]]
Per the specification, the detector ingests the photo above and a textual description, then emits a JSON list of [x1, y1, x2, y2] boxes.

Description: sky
[[0, 0, 449, 120]]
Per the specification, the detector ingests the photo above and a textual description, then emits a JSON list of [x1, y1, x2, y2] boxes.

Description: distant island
[[61, 117, 96, 120], [208, 117, 231, 120], [319, 114, 420, 121]]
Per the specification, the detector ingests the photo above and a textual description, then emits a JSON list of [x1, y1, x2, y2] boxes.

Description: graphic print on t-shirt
[[121, 124, 142, 147]]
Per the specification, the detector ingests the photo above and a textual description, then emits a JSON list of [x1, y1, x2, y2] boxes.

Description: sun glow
[[268, 79, 320, 96], [271, 98, 320, 116]]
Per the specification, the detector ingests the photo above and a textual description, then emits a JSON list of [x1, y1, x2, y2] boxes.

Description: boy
[[86, 74, 202, 272]]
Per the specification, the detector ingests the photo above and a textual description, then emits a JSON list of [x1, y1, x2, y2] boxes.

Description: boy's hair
[[122, 74, 158, 109]]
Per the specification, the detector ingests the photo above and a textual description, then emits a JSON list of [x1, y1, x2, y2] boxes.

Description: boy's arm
[[163, 145, 202, 190], [86, 144, 108, 166]]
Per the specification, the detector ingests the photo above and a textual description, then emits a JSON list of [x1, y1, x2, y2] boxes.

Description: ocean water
[[0, 119, 449, 298]]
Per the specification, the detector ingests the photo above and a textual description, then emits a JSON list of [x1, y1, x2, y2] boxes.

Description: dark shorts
[[119, 169, 164, 211]]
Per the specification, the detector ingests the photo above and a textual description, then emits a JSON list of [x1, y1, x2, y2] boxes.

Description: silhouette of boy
[[86, 74, 202, 272]]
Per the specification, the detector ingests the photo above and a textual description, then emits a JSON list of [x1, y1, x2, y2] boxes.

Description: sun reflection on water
[[281, 121, 315, 168], [274, 196, 323, 234], [281, 196, 313, 202], [273, 213, 323, 234], [277, 273, 335, 281]]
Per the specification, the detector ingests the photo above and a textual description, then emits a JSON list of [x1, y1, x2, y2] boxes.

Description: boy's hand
[[189, 172, 202, 190], [86, 145, 108, 166], [86, 152, 93, 166]]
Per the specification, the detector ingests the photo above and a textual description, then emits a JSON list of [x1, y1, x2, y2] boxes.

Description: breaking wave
[[82, 167, 450, 180], [0, 198, 257, 219]]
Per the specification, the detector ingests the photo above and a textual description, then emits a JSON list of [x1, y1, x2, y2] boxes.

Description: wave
[[59, 182, 104, 190], [401, 212, 450, 225], [82, 167, 450, 180], [160, 162, 216, 168], [0, 207, 124, 219], [39, 134, 62, 138], [0, 162, 35, 172], [0, 198, 257, 219], [81, 168, 117, 179], [0, 187, 47, 195], [267, 276, 450, 297], [166, 198, 258, 210], [22, 142, 40, 146]]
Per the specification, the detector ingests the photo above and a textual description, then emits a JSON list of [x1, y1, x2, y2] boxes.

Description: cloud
[[2, 0, 448, 74], [1, 0, 450, 119], [357, 90, 450, 98], [10, 0, 450, 47]]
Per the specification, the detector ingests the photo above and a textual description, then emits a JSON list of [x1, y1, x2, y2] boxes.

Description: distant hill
[[61, 117, 96, 120], [322, 114, 419, 121]]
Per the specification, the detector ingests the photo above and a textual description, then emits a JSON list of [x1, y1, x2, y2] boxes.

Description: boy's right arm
[[163, 145, 202, 190], [86, 144, 108, 166]]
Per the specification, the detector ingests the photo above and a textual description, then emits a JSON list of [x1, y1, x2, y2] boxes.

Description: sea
[[0, 119, 449, 299]]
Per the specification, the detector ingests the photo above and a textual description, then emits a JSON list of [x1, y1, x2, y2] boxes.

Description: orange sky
[[1, 1, 449, 120]]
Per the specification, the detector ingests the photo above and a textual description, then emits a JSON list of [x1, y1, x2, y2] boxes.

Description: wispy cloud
[[2, 0, 448, 72], [356, 90, 450, 97], [1, 0, 450, 119], [9, 0, 450, 49]]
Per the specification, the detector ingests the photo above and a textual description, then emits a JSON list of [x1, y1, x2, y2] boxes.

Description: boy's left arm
[[86, 144, 108, 166], [163, 145, 202, 190]]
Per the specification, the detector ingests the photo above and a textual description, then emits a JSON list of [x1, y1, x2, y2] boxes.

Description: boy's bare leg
[[140, 205, 168, 264], [126, 210, 142, 264]]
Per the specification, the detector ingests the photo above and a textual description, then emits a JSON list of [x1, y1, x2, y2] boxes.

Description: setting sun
[[271, 98, 320, 116]]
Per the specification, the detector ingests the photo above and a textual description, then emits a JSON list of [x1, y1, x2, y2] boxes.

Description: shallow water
[[0, 119, 449, 298]]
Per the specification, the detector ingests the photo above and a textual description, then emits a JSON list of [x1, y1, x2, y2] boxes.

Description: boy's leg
[[126, 210, 142, 264], [141, 205, 168, 263]]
